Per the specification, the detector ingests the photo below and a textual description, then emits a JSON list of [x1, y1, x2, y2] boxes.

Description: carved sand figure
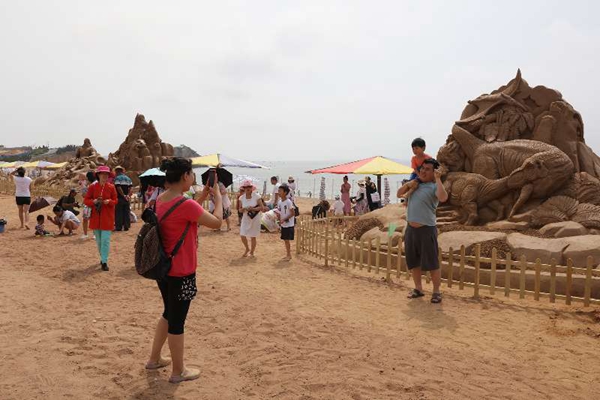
[[436, 70, 600, 228], [43, 139, 106, 187]]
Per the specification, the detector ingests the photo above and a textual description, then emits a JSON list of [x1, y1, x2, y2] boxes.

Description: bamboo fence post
[[352, 239, 357, 269], [396, 243, 402, 279], [459, 245, 466, 290], [338, 233, 343, 266], [375, 237, 381, 274], [345, 237, 350, 269], [367, 239, 373, 273], [359, 239, 365, 270], [534, 258, 541, 301], [296, 221, 301, 254], [504, 253, 512, 297], [490, 248, 497, 295], [448, 248, 454, 288], [386, 243, 392, 282], [519, 255, 527, 299], [324, 224, 330, 267], [474, 244, 481, 298], [584, 256, 593, 307], [549, 258, 557, 303], [566, 259, 573, 305]]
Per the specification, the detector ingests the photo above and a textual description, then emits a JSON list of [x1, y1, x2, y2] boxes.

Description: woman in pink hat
[[238, 179, 266, 257], [83, 166, 117, 271]]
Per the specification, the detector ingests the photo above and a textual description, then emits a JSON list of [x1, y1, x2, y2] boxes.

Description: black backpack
[[134, 198, 191, 281]]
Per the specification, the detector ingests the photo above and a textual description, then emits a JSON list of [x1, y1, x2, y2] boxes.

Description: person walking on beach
[[113, 166, 133, 231], [84, 166, 117, 271], [267, 176, 280, 210], [11, 167, 33, 229], [276, 184, 295, 261], [397, 158, 448, 304], [238, 179, 265, 257], [145, 157, 223, 384], [365, 176, 381, 211], [79, 171, 96, 239], [341, 176, 351, 216]]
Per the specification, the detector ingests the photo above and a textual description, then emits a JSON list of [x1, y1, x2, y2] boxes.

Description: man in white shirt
[[277, 184, 295, 261], [267, 176, 281, 209]]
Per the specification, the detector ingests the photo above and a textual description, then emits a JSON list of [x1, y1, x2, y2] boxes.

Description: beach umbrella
[[21, 160, 55, 169], [139, 167, 166, 188], [201, 168, 233, 188], [45, 162, 67, 170], [191, 154, 268, 169], [319, 177, 326, 200], [383, 177, 391, 205], [307, 155, 412, 196], [29, 196, 57, 213], [0, 161, 24, 168]]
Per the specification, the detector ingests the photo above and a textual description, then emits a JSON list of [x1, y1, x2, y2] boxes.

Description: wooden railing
[[295, 216, 600, 307]]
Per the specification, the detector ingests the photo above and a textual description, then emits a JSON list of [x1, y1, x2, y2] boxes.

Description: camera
[[399, 197, 407, 204]]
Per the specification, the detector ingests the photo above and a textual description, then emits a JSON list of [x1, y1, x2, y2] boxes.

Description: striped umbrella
[[190, 154, 268, 169]]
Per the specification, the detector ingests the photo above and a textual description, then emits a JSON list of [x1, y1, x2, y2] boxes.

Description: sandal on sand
[[169, 368, 200, 384], [431, 293, 442, 304], [407, 289, 425, 299], [145, 357, 172, 370]]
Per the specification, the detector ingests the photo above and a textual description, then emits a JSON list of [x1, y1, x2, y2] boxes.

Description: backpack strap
[[159, 197, 188, 223], [170, 222, 191, 259]]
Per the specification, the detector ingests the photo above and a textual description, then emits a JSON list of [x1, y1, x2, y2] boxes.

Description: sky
[[0, 0, 599, 161]]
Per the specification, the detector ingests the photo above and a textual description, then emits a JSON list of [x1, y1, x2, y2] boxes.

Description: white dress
[[239, 192, 262, 238]]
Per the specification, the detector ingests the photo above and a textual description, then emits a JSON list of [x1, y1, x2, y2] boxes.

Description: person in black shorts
[[11, 167, 33, 229], [277, 184, 295, 261], [397, 158, 448, 303]]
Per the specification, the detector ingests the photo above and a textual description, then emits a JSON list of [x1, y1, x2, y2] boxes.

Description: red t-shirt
[[156, 196, 204, 277], [411, 153, 432, 170]]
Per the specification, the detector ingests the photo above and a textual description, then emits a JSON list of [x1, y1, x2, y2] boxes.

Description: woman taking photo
[[146, 157, 222, 384], [11, 167, 33, 229], [238, 179, 265, 257], [83, 166, 117, 271]]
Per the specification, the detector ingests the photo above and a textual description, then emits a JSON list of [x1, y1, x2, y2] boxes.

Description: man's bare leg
[[411, 267, 423, 291]]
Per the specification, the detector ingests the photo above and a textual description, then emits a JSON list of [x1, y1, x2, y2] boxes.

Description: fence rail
[[295, 216, 600, 307]]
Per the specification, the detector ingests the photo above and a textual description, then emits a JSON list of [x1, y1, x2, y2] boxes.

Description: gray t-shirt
[[406, 182, 439, 226]]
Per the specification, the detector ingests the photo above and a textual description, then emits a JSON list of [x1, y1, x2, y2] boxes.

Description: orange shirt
[[84, 182, 117, 231], [411, 153, 432, 170]]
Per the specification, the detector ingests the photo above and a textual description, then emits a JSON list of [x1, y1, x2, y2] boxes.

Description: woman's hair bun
[[160, 157, 193, 183]]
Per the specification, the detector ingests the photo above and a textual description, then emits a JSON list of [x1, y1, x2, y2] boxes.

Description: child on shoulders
[[409, 137, 431, 181]]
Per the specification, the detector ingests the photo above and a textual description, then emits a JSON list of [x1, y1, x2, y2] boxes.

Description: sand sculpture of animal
[[443, 159, 549, 225], [450, 125, 574, 212], [530, 196, 600, 230], [344, 218, 384, 241]]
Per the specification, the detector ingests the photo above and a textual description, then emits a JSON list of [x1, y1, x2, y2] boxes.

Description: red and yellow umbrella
[[307, 156, 412, 175]]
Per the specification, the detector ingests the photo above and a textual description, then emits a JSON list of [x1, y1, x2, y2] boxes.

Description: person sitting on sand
[[47, 205, 81, 236], [57, 188, 80, 216], [145, 157, 223, 384], [34, 215, 50, 236], [397, 158, 448, 304]]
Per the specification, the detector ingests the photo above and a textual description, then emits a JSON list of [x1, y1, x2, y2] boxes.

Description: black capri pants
[[404, 225, 440, 271], [157, 274, 197, 335]]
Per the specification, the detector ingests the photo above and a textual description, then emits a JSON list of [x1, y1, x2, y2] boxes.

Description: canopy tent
[[0, 161, 24, 168], [45, 162, 68, 170], [307, 156, 412, 196], [21, 160, 55, 169], [190, 154, 268, 169]]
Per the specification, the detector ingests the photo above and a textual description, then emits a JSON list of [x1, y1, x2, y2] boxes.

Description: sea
[[193, 160, 411, 203]]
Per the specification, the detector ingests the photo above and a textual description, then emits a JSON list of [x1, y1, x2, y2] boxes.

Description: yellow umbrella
[[190, 154, 267, 169], [45, 162, 67, 169], [0, 161, 19, 168], [21, 160, 55, 168]]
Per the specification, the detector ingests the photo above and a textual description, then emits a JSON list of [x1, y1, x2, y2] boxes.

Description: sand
[[1, 194, 599, 400]]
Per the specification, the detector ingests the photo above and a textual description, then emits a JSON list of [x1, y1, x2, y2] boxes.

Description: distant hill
[[173, 145, 200, 158], [0, 145, 77, 162]]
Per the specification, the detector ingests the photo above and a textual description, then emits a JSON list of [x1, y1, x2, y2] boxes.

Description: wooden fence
[[295, 216, 600, 307]]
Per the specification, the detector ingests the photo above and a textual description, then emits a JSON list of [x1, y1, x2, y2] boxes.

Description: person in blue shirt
[[397, 158, 448, 304]]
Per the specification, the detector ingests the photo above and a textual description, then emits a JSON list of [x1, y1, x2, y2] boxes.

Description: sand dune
[[1, 194, 599, 400]]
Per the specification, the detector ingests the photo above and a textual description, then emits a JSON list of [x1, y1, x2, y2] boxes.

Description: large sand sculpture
[[41, 138, 107, 187], [437, 70, 600, 228]]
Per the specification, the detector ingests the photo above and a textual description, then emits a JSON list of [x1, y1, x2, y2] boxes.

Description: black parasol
[[201, 168, 233, 188]]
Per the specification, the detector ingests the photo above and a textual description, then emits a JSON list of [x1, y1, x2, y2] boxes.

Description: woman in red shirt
[[145, 157, 223, 384], [83, 166, 117, 271]]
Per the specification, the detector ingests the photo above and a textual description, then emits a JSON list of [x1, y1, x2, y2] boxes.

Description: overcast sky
[[0, 1, 598, 161]]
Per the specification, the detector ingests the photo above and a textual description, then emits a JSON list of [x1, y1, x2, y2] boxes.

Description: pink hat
[[240, 179, 256, 190], [96, 166, 111, 175]]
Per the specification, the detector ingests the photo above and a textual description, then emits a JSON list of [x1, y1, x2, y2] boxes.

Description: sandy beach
[[1, 194, 599, 400]]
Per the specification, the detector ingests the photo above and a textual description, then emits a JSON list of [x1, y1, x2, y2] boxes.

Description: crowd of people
[[5, 136, 447, 384]]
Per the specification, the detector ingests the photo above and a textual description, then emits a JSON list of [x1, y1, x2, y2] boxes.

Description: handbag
[[370, 192, 381, 203]]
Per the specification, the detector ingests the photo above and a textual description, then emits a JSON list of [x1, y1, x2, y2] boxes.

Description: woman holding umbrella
[[84, 166, 117, 271]]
